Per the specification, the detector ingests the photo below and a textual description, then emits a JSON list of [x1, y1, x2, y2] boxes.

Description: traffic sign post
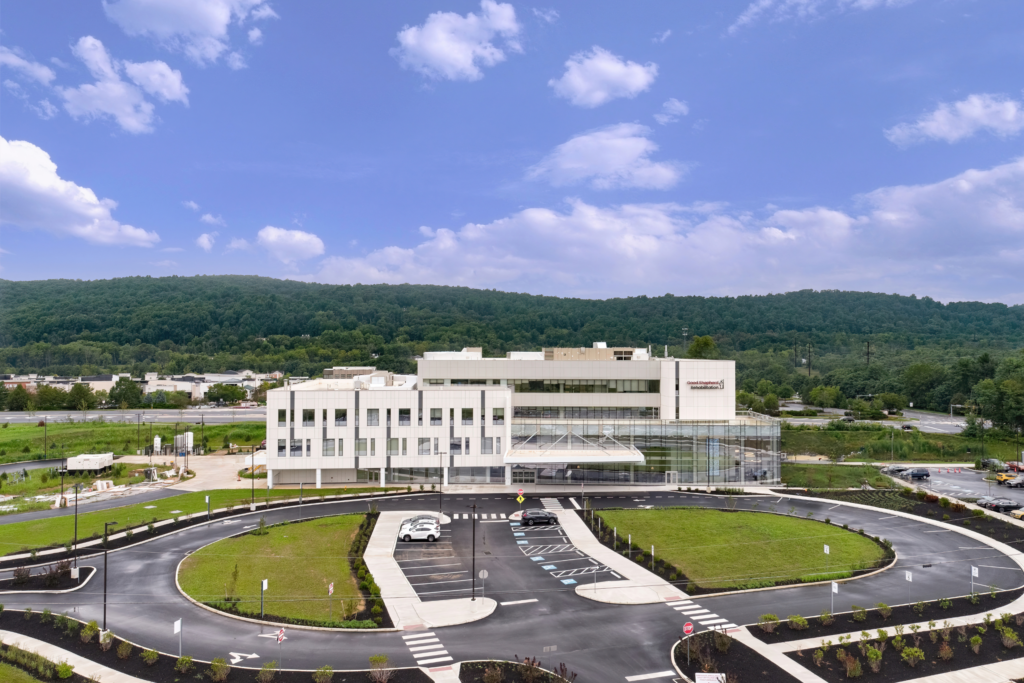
[[972, 566, 978, 595], [683, 622, 693, 664], [906, 570, 912, 604], [328, 582, 334, 621], [206, 495, 210, 522], [261, 579, 268, 618], [831, 581, 838, 614], [479, 569, 488, 599], [277, 628, 285, 669], [173, 619, 181, 657], [824, 544, 829, 577]]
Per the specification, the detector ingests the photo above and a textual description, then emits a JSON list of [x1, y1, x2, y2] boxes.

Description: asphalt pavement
[[1, 408, 266, 425], [1, 489, 1021, 681]]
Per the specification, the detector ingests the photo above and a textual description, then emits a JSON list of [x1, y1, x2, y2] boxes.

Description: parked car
[[995, 472, 1017, 485], [521, 509, 559, 526], [1010, 509, 1024, 520], [904, 468, 930, 480], [399, 522, 440, 542], [991, 499, 1022, 513], [1006, 476, 1024, 489], [982, 458, 1007, 471], [900, 424, 914, 431], [1008, 462, 1024, 473], [975, 496, 998, 509], [882, 465, 908, 475], [401, 515, 439, 530]]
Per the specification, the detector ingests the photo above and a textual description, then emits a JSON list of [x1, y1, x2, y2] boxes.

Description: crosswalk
[[540, 498, 564, 510], [402, 631, 453, 666], [665, 599, 737, 630], [452, 513, 507, 520]]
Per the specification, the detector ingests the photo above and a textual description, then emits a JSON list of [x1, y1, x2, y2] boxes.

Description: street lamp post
[[103, 520, 117, 631], [437, 449, 447, 519], [73, 482, 79, 567], [467, 503, 477, 601]]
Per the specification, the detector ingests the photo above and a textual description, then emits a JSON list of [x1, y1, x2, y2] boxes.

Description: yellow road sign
[[516, 495, 524, 503]]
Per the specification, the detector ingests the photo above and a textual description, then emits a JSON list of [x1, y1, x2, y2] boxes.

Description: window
[[511, 379, 660, 393], [433, 437, 439, 455], [450, 437, 462, 456], [277, 409, 287, 427], [496, 437, 501, 454], [430, 408, 442, 426], [334, 408, 347, 426], [277, 439, 286, 457], [367, 409, 379, 426], [399, 408, 411, 426], [402, 438, 407, 455], [322, 409, 327, 425], [492, 407, 504, 425], [482, 437, 493, 454], [461, 408, 473, 425], [512, 470, 535, 484], [355, 439, 367, 456], [386, 409, 391, 427], [302, 409, 314, 427], [418, 408, 422, 426], [338, 439, 343, 456], [426, 379, 444, 385], [387, 438, 399, 456], [418, 438, 430, 455], [464, 437, 470, 455], [323, 439, 335, 456], [450, 408, 454, 424], [370, 438, 376, 456], [290, 439, 302, 457], [306, 439, 311, 456]]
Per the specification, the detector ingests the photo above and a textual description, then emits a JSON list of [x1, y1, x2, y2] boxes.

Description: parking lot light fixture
[[466, 504, 477, 601], [103, 521, 118, 631]]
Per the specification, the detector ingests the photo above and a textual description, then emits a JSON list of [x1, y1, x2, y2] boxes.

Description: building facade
[[264, 345, 780, 488]]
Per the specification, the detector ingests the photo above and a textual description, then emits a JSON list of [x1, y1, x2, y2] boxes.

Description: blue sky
[[2, 0, 1023, 303]]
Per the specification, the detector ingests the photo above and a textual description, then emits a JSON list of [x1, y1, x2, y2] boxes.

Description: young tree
[[6, 385, 32, 411], [763, 393, 780, 415], [66, 383, 97, 411], [206, 384, 246, 404], [0, 382, 8, 410], [685, 335, 719, 360], [108, 377, 142, 408]]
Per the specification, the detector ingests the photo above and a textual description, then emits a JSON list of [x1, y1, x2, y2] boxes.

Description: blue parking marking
[[531, 556, 545, 562], [510, 522, 520, 526], [514, 532, 525, 537], [517, 540, 528, 544], [541, 565, 556, 570], [561, 579, 577, 585]]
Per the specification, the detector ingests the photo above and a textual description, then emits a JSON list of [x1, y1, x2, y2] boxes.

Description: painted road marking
[[405, 570, 468, 577], [569, 497, 582, 509], [409, 644, 445, 652], [500, 599, 539, 606], [402, 632, 436, 640], [624, 671, 676, 681], [699, 618, 729, 625], [514, 532, 525, 536], [531, 556, 545, 562], [611, 571, 622, 578], [541, 565, 557, 570], [517, 540, 528, 545], [561, 579, 577, 585], [401, 563, 463, 570], [418, 656, 454, 665], [500, 513, 507, 519]]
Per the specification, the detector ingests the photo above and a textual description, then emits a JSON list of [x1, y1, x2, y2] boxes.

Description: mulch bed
[[459, 660, 577, 682], [579, 508, 894, 597], [674, 634, 801, 682], [749, 588, 1024, 644], [786, 614, 1024, 683], [0, 566, 95, 592], [0, 610, 429, 683]]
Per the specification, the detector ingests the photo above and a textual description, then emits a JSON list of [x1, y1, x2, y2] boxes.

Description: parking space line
[[624, 671, 676, 681], [500, 599, 538, 605], [409, 578, 474, 585], [405, 571, 468, 577]]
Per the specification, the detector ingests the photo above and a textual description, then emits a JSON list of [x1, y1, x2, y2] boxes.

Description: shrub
[[939, 497, 950, 508], [787, 615, 809, 630], [57, 662, 74, 679], [901, 647, 924, 667], [256, 660, 278, 683], [915, 490, 927, 501], [937, 641, 953, 660], [148, 523, 155, 534], [969, 635, 982, 654], [843, 653, 862, 678], [812, 649, 824, 667], [943, 513, 950, 520], [368, 654, 393, 683], [820, 610, 835, 626], [1000, 627, 1021, 649], [99, 630, 114, 651], [866, 645, 882, 672], [80, 620, 99, 643], [23, 607, 32, 621], [876, 603, 892, 620], [312, 664, 335, 683], [141, 649, 160, 666], [892, 635, 905, 652], [913, 601, 926, 615], [482, 664, 505, 683], [969, 593, 980, 605], [939, 598, 952, 610], [175, 655, 194, 673], [851, 606, 867, 622], [116, 640, 132, 660], [40, 608, 52, 624], [758, 614, 780, 633], [12, 566, 30, 585], [208, 657, 230, 682], [925, 494, 938, 503], [713, 630, 733, 654]]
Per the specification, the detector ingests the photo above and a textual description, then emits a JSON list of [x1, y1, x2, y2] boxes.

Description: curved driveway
[[1, 491, 1021, 681]]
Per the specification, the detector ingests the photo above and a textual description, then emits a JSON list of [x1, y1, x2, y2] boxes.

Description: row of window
[[512, 380, 660, 394], [278, 407, 505, 428], [513, 406, 660, 419], [276, 436, 502, 457]]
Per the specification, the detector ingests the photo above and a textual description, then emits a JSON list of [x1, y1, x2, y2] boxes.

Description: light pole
[[467, 504, 477, 601], [73, 482, 79, 567], [437, 449, 447, 518], [251, 445, 255, 506], [103, 520, 117, 631]]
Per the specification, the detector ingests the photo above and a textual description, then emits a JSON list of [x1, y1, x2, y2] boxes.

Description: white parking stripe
[[408, 644, 446, 652], [402, 633, 436, 640], [624, 671, 676, 681], [417, 656, 453, 665], [500, 599, 538, 605]]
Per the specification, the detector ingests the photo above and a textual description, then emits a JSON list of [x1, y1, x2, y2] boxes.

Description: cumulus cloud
[[0, 46, 56, 85], [527, 123, 684, 190], [58, 36, 187, 134], [248, 27, 263, 44], [654, 98, 689, 125], [31, 99, 59, 120], [196, 231, 218, 251], [0, 135, 159, 246], [226, 237, 252, 250], [548, 46, 657, 108], [182, 200, 200, 211], [885, 94, 1024, 146], [391, 0, 521, 81], [257, 226, 325, 264], [306, 157, 1024, 302], [729, 0, 912, 35], [103, 0, 278, 66], [225, 52, 246, 70], [200, 213, 226, 226]]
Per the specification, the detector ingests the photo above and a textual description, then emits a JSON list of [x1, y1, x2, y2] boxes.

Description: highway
[[0, 407, 267, 424]]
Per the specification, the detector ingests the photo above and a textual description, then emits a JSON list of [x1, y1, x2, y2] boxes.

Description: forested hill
[[2, 276, 1022, 352]]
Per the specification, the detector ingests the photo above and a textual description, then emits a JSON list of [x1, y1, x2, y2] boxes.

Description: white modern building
[[264, 345, 780, 488]]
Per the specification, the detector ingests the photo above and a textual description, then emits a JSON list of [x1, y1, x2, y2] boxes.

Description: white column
[[267, 469, 274, 490], [316, 468, 321, 489], [505, 465, 512, 486], [443, 467, 449, 486], [380, 466, 386, 486]]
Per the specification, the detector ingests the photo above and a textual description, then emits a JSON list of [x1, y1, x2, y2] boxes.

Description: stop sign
[[518, 488, 524, 496], [683, 622, 694, 635]]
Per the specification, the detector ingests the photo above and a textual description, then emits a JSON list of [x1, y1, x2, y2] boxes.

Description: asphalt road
[[1, 408, 266, 424], [1, 490, 1020, 681], [782, 403, 972, 435], [0, 488, 185, 523], [924, 467, 1024, 505]]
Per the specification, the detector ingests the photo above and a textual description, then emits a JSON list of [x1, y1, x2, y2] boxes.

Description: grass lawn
[[0, 486, 396, 555], [179, 514, 364, 621], [781, 463, 892, 489], [0, 420, 266, 464], [782, 428, 1018, 462], [598, 508, 887, 590], [0, 662, 44, 683]]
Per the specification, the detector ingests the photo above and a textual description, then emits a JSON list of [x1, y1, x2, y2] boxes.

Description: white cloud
[[391, 0, 521, 81], [0, 135, 159, 246], [248, 27, 263, 44], [527, 123, 684, 190], [257, 226, 325, 264], [182, 200, 200, 211], [0, 46, 56, 85], [226, 237, 252, 250], [653, 30, 672, 43], [200, 213, 226, 226], [729, 0, 912, 35], [306, 157, 1024, 302], [654, 98, 689, 125], [103, 0, 278, 66], [4, 80, 26, 98], [225, 52, 247, 70], [122, 60, 189, 103], [885, 94, 1024, 146], [532, 8, 559, 23], [31, 99, 59, 120], [196, 232, 218, 251], [58, 36, 187, 134], [548, 46, 657, 108]]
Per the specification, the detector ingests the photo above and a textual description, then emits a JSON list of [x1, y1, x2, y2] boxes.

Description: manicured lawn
[[0, 486, 396, 555], [179, 514, 364, 621], [0, 420, 266, 464], [0, 662, 44, 683], [782, 428, 1017, 462], [598, 508, 886, 590], [781, 463, 892, 489]]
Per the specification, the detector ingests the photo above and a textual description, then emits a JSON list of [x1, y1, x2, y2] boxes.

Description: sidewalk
[[0, 629, 149, 683], [364, 510, 496, 630]]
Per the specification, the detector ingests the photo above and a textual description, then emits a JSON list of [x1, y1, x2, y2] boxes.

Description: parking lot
[[920, 466, 1024, 506]]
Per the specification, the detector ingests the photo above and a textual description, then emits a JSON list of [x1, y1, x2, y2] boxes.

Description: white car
[[400, 515, 439, 530], [400, 523, 440, 542]]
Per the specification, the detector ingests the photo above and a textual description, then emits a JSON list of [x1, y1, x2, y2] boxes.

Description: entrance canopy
[[504, 427, 645, 465]]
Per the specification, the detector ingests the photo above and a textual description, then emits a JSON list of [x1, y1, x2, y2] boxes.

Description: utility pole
[[467, 503, 477, 601], [807, 343, 813, 377], [103, 520, 118, 632]]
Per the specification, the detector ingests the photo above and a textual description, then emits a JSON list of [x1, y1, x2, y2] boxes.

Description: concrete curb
[[0, 628, 149, 683], [0, 566, 96, 596]]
